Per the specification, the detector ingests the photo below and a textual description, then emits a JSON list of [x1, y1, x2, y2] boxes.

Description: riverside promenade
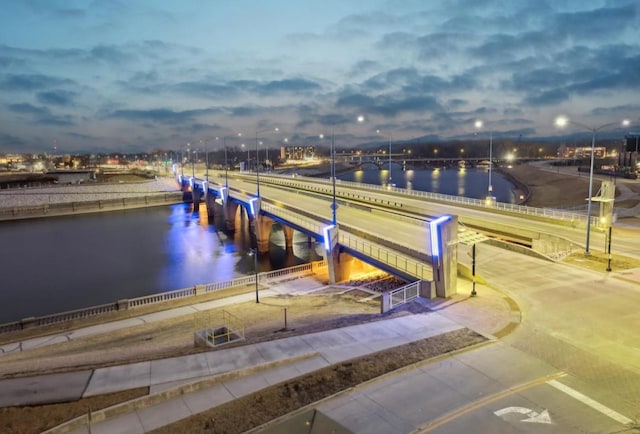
[[0, 272, 517, 434]]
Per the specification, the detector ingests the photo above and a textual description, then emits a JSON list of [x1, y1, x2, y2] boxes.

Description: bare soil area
[[502, 164, 593, 208]]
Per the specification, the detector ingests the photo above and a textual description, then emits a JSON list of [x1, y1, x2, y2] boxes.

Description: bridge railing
[[261, 202, 327, 233], [339, 232, 432, 280], [0, 192, 184, 221], [389, 281, 421, 309], [0, 261, 325, 335], [251, 173, 599, 227], [261, 199, 431, 280]]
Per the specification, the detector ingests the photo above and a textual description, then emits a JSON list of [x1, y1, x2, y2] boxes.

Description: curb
[[43, 352, 319, 434]]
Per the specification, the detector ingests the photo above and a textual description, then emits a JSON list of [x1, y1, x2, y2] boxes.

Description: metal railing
[[389, 281, 421, 309], [261, 201, 432, 281], [0, 261, 324, 335], [339, 232, 432, 280], [242, 172, 599, 227], [0, 192, 184, 221]]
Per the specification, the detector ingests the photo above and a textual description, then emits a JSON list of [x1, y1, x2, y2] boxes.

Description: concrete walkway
[[0, 275, 516, 434], [0, 276, 325, 356]]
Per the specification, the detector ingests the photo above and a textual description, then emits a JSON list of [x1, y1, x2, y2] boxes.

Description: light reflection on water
[[339, 165, 515, 203], [0, 202, 323, 323]]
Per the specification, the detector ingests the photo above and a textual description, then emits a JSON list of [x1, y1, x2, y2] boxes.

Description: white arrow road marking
[[547, 379, 634, 426], [494, 407, 553, 424]]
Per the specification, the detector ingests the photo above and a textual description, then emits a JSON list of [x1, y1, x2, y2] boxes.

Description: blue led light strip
[[323, 224, 335, 251]]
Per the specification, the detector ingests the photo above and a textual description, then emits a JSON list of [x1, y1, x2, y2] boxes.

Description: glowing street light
[[555, 116, 630, 255], [255, 127, 279, 198], [216, 132, 242, 188], [474, 120, 494, 202], [319, 115, 365, 226], [376, 129, 393, 185]]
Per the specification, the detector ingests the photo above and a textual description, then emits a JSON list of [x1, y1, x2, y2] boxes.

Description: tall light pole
[[217, 133, 242, 188], [323, 115, 364, 226], [376, 129, 393, 185], [474, 120, 493, 199], [255, 127, 279, 198], [555, 116, 630, 255], [203, 139, 209, 181]]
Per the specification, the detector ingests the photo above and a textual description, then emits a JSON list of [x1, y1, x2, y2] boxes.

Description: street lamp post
[[204, 139, 209, 182], [555, 116, 630, 255], [217, 133, 241, 188], [474, 120, 493, 198], [250, 247, 259, 303], [376, 129, 393, 185], [255, 127, 279, 198]]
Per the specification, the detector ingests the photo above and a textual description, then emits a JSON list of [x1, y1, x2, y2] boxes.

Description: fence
[[379, 281, 422, 313], [0, 192, 184, 221], [247, 173, 600, 227], [261, 201, 432, 281], [193, 310, 246, 348], [0, 261, 324, 335]]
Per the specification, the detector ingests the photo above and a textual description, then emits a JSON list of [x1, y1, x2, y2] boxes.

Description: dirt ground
[[502, 163, 595, 208]]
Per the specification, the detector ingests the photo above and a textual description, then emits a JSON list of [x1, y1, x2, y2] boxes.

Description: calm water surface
[[0, 204, 323, 323], [340, 165, 517, 203], [0, 167, 515, 322]]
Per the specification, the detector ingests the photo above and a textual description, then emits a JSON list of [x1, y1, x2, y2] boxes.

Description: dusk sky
[[0, 0, 638, 154]]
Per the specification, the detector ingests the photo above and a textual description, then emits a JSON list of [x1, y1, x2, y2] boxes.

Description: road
[[212, 171, 640, 258], [198, 171, 640, 432]]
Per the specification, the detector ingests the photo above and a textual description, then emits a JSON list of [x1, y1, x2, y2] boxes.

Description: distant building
[[557, 144, 606, 158], [281, 145, 316, 160]]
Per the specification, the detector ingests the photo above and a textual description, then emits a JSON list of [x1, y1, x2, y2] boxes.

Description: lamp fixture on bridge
[[474, 120, 494, 204], [555, 116, 630, 256], [376, 129, 393, 186], [255, 127, 279, 198], [216, 133, 242, 188], [322, 115, 365, 227]]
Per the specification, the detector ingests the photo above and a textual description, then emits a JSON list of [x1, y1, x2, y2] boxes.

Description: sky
[[0, 0, 638, 154]]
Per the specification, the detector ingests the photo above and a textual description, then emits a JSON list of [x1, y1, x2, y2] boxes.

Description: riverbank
[[0, 176, 184, 221]]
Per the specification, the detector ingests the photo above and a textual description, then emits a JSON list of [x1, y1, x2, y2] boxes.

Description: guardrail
[[261, 201, 432, 281], [239, 172, 599, 227], [339, 232, 432, 280], [0, 261, 325, 335], [0, 192, 184, 221], [389, 281, 421, 309]]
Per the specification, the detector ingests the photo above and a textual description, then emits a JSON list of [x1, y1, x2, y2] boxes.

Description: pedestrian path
[[0, 274, 517, 433], [16, 311, 471, 433], [0, 276, 325, 356]]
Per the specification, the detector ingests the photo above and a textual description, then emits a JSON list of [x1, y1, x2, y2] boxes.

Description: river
[[0, 166, 514, 323]]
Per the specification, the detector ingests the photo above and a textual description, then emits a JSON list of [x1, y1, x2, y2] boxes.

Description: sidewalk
[[0, 278, 516, 433]]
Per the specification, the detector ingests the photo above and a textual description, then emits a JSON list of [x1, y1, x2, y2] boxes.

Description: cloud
[[7, 102, 74, 126], [257, 78, 322, 95], [336, 91, 441, 117], [107, 107, 221, 124], [36, 89, 77, 106], [0, 73, 75, 91]]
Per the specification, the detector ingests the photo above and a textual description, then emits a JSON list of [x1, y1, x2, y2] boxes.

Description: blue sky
[[0, 0, 638, 153]]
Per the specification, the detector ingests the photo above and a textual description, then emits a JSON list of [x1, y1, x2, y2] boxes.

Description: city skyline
[[0, 0, 638, 153]]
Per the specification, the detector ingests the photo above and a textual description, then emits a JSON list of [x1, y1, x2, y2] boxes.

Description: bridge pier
[[282, 225, 294, 250], [323, 225, 355, 284], [429, 215, 458, 298], [224, 201, 239, 231], [204, 191, 217, 220], [254, 214, 274, 254]]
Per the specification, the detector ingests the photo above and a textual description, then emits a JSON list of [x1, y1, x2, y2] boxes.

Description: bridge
[[176, 169, 614, 299]]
